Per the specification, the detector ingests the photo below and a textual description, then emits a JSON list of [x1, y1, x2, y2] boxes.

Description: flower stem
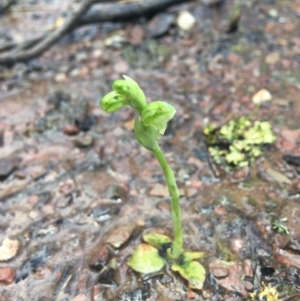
[[152, 146, 183, 259]]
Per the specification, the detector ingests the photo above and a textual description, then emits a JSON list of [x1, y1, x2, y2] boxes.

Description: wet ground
[[1, 0, 300, 300]]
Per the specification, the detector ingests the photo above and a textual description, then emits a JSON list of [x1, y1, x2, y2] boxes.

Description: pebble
[[186, 289, 196, 299], [92, 49, 102, 58], [265, 52, 280, 64], [54, 73, 67, 83], [0, 267, 15, 285], [63, 124, 80, 136], [177, 11, 196, 31], [70, 294, 86, 301], [89, 245, 111, 272], [0, 238, 20, 261], [265, 168, 291, 184], [184, 187, 198, 198], [113, 60, 129, 74], [149, 184, 169, 197], [69, 68, 80, 78], [74, 134, 94, 148], [0, 158, 16, 181], [105, 224, 136, 249], [209, 259, 229, 278], [252, 89, 272, 104], [146, 13, 174, 38]]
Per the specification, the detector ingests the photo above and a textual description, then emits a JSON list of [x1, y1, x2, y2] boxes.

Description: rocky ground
[[0, 0, 300, 300]]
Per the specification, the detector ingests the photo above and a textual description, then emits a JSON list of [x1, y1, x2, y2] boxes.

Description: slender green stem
[[153, 146, 183, 259]]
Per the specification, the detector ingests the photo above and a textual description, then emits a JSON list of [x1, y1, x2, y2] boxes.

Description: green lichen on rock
[[204, 116, 276, 168]]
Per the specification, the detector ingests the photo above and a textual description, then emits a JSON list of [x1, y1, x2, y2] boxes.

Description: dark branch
[[0, 0, 193, 65]]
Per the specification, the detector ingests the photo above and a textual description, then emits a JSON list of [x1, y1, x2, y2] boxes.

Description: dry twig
[[0, 0, 192, 65]]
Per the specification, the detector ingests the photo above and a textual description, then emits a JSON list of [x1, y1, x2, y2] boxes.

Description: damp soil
[[1, 0, 300, 300]]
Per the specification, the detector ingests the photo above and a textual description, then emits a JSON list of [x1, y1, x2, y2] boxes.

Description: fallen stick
[[0, 0, 193, 65]]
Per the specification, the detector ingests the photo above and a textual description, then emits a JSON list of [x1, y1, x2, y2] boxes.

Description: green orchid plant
[[100, 76, 206, 290]]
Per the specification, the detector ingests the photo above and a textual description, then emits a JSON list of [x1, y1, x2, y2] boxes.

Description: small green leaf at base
[[129, 243, 165, 274], [182, 251, 206, 263], [171, 261, 206, 290], [143, 232, 172, 249]]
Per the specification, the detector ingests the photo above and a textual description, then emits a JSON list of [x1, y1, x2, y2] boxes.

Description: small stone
[[265, 52, 280, 64], [74, 134, 93, 148], [280, 202, 300, 239], [70, 294, 87, 301], [76, 52, 88, 62], [209, 260, 229, 278], [63, 124, 80, 136], [149, 184, 169, 197], [105, 184, 126, 200], [243, 280, 253, 291], [146, 13, 175, 38], [89, 245, 111, 272], [105, 224, 136, 249], [69, 68, 80, 78], [233, 166, 249, 180], [265, 168, 291, 184], [177, 11, 196, 31], [0, 238, 20, 261], [92, 49, 102, 58], [28, 165, 46, 180], [0, 158, 16, 181], [281, 129, 300, 144], [156, 200, 170, 211], [113, 60, 129, 74], [54, 73, 67, 82], [187, 289, 196, 299], [0, 267, 15, 285], [128, 25, 144, 45], [252, 89, 272, 104], [185, 187, 198, 198], [202, 289, 212, 299]]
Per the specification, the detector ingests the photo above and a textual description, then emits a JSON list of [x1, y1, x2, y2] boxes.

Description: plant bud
[[112, 76, 147, 113], [100, 91, 127, 113], [141, 101, 176, 138], [134, 117, 159, 152]]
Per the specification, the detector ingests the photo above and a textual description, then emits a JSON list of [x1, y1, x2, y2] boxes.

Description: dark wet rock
[[16, 247, 48, 282], [97, 267, 117, 286], [241, 221, 272, 257], [32, 224, 58, 240], [105, 224, 137, 250], [47, 90, 71, 110], [201, 0, 224, 6], [90, 206, 111, 222], [52, 263, 74, 298], [55, 195, 73, 208], [0, 158, 16, 181], [63, 124, 80, 136], [105, 184, 126, 200], [74, 134, 94, 148], [280, 201, 300, 239], [89, 245, 111, 272], [283, 155, 300, 166], [117, 282, 150, 301], [75, 116, 95, 132], [146, 13, 174, 38]]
